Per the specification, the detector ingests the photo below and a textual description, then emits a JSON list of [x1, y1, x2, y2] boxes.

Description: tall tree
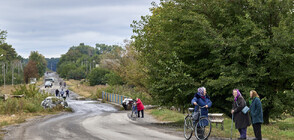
[[23, 61, 39, 83], [132, 0, 294, 123], [0, 43, 18, 61], [0, 29, 7, 44], [29, 51, 47, 77]]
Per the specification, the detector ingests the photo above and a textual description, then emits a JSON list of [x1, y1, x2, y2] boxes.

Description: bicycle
[[184, 106, 212, 140], [131, 102, 138, 118]]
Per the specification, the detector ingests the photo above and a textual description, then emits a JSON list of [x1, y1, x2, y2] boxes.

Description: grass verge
[[65, 79, 106, 99], [0, 84, 71, 138], [148, 108, 294, 140], [65, 79, 154, 105]]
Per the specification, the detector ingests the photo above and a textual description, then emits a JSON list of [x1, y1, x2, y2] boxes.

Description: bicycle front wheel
[[195, 117, 211, 140], [184, 115, 193, 140], [131, 110, 138, 118]]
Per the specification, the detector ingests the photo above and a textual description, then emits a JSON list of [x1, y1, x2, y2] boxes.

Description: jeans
[[238, 127, 247, 139]]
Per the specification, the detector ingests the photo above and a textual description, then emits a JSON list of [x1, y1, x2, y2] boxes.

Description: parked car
[[45, 81, 53, 88], [122, 98, 135, 110], [45, 77, 54, 83], [41, 96, 68, 108]]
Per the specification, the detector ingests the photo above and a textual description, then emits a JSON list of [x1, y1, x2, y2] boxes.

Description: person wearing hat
[[231, 89, 251, 140]]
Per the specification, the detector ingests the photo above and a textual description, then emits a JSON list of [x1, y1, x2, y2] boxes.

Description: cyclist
[[191, 87, 212, 138]]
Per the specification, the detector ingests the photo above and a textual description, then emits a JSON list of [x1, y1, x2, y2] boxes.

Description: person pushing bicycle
[[191, 87, 212, 116], [191, 87, 212, 139]]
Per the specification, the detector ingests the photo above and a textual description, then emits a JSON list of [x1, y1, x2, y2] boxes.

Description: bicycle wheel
[[195, 117, 211, 140], [184, 115, 194, 140], [131, 109, 138, 118]]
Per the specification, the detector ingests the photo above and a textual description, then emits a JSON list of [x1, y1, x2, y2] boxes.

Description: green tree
[[29, 51, 47, 77], [87, 68, 109, 86], [0, 43, 18, 61], [132, 0, 294, 123], [0, 29, 7, 44], [105, 71, 124, 86]]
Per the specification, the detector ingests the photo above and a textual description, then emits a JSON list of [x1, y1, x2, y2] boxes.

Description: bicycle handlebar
[[194, 105, 207, 108]]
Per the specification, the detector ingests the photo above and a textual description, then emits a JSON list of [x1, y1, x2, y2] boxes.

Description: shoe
[[238, 138, 246, 140]]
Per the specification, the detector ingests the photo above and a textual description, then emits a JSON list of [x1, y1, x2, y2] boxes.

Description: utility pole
[[3, 63, 5, 88], [12, 61, 13, 85]]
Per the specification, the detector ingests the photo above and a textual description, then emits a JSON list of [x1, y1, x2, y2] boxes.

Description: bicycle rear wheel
[[184, 115, 193, 140], [131, 110, 138, 118], [195, 117, 211, 140]]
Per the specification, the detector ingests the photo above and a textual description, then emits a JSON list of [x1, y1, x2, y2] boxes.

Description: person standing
[[66, 89, 70, 98], [231, 89, 251, 140], [249, 90, 263, 140], [191, 87, 212, 118], [191, 87, 212, 139], [55, 89, 59, 97], [60, 89, 64, 98], [136, 98, 144, 118]]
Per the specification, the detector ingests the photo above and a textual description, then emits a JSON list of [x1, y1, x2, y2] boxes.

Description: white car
[[41, 96, 68, 108], [44, 81, 53, 88], [45, 77, 54, 83]]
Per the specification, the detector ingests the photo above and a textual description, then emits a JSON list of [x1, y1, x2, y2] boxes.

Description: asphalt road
[[3, 72, 183, 140]]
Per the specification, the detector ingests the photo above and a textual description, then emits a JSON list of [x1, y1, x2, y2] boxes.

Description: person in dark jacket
[[66, 89, 70, 98], [55, 89, 59, 97], [249, 90, 263, 140], [231, 89, 251, 140], [191, 87, 212, 139], [191, 87, 212, 118]]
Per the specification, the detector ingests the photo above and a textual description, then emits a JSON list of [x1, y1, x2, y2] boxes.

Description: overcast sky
[[0, 0, 159, 58]]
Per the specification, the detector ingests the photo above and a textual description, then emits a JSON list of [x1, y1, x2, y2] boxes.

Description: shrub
[[25, 103, 39, 113], [87, 67, 110, 86], [105, 72, 124, 86], [12, 84, 40, 98]]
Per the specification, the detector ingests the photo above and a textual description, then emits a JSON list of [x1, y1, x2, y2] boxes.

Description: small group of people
[[55, 88, 70, 100], [59, 81, 66, 88], [122, 97, 145, 118], [231, 89, 263, 140], [191, 87, 263, 140]]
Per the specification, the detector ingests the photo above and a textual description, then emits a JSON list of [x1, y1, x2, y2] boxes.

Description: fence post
[[116, 94, 119, 104], [115, 94, 116, 103], [121, 95, 123, 104], [107, 93, 108, 101], [112, 93, 114, 102], [102, 91, 103, 100]]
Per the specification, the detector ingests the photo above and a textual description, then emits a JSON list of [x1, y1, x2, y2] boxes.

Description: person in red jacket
[[136, 98, 144, 118]]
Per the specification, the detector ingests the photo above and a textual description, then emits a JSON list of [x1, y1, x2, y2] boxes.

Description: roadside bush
[[25, 102, 39, 113], [12, 84, 39, 98], [87, 67, 110, 86], [105, 72, 124, 86], [68, 67, 86, 80], [2, 98, 18, 115]]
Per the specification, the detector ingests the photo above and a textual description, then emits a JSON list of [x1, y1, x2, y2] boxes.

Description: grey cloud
[[0, 0, 160, 58]]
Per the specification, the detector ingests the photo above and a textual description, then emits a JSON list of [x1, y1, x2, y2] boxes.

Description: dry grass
[[0, 85, 15, 95], [0, 77, 44, 95], [36, 77, 44, 87], [65, 79, 107, 98]]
